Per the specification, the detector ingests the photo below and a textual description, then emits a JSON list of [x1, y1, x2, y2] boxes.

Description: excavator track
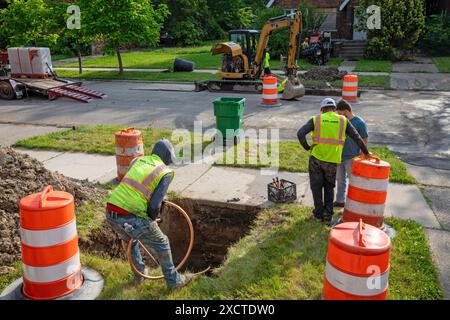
[[195, 79, 263, 93]]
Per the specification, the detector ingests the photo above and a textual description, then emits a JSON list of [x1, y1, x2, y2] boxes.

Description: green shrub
[[357, 0, 426, 60], [420, 14, 450, 55]]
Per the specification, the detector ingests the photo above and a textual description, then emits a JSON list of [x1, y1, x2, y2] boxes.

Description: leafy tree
[[208, 0, 253, 30], [155, 0, 219, 45], [0, 0, 61, 47], [419, 14, 450, 55], [242, 0, 267, 10], [299, 2, 326, 36], [78, 0, 169, 73], [255, 7, 287, 58], [357, 0, 426, 60], [57, 1, 96, 74], [238, 6, 254, 29]]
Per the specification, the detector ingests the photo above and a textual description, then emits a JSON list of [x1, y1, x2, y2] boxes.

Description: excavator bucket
[[281, 78, 305, 100]]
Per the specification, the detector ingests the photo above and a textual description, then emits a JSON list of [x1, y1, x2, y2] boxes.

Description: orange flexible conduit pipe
[[124, 201, 211, 280]]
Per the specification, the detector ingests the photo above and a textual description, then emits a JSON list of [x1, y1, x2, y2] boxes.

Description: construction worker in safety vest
[[277, 77, 288, 93], [263, 47, 271, 76], [296, 98, 371, 224], [105, 139, 196, 288]]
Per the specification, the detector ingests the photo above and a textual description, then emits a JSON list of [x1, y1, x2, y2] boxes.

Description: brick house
[[266, 0, 366, 41]]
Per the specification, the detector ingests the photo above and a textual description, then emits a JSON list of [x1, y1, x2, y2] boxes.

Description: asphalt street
[[1, 80, 449, 168]]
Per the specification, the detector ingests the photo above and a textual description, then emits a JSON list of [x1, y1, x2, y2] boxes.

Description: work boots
[[133, 267, 149, 285], [172, 273, 198, 290]]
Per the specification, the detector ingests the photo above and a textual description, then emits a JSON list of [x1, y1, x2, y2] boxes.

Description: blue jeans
[[105, 210, 182, 288], [336, 158, 353, 203]]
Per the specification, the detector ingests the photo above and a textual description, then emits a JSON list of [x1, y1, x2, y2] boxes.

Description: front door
[[353, 6, 367, 40]]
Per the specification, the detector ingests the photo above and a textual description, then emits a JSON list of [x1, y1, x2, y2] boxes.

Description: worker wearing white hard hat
[[296, 98, 371, 224]]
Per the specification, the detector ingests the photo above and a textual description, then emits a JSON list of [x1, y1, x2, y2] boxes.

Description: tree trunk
[[117, 50, 124, 74], [77, 48, 82, 74]]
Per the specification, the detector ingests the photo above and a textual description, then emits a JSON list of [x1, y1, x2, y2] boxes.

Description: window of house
[[319, 8, 337, 31]]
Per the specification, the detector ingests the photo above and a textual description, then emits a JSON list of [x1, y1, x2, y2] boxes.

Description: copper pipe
[[125, 201, 210, 281]]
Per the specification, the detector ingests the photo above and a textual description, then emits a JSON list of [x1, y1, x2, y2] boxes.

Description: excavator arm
[[199, 12, 305, 99], [253, 12, 302, 78]]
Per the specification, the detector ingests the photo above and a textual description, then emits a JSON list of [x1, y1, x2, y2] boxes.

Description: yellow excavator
[[196, 11, 305, 100]]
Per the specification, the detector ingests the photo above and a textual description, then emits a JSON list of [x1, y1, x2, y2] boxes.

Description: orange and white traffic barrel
[[260, 75, 282, 107], [323, 220, 391, 300], [343, 156, 390, 228], [19, 186, 83, 300], [115, 128, 144, 180], [342, 74, 358, 102]]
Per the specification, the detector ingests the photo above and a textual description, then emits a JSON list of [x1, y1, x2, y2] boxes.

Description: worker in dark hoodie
[[105, 139, 196, 289]]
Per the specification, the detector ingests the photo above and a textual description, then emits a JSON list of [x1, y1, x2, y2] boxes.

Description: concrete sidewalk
[[15, 148, 441, 229]]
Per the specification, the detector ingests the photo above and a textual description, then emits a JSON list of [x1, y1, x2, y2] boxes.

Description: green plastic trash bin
[[213, 97, 245, 140]]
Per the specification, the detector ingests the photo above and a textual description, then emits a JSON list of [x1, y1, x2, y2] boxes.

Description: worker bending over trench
[[105, 139, 196, 289]]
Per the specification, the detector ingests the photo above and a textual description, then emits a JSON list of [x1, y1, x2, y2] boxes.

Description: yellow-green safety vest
[[310, 112, 348, 164], [278, 78, 288, 92], [107, 155, 174, 219], [264, 52, 270, 68]]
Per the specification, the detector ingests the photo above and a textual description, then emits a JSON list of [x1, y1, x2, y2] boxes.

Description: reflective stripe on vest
[[312, 114, 345, 146], [121, 177, 153, 201], [142, 164, 167, 187], [107, 155, 174, 218], [326, 260, 389, 296]]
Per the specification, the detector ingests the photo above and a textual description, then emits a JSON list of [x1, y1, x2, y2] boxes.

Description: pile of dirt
[[303, 66, 347, 82], [0, 147, 106, 271]]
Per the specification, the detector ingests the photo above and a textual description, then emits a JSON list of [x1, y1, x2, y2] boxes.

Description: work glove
[[359, 151, 374, 160]]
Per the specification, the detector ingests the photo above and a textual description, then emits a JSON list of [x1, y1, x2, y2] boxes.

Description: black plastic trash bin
[[173, 58, 195, 72]]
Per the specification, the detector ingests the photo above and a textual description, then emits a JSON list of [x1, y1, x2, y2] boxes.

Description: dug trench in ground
[[79, 199, 260, 272], [0, 146, 258, 275]]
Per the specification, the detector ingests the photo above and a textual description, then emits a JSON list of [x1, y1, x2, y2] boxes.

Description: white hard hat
[[320, 98, 336, 108]]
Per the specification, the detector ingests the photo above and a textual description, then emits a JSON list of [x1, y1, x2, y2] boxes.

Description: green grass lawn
[[57, 69, 219, 82], [0, 204, 442, 300], [14, 125, 174, 155], [301, 75, 391, 89], [58, 45, 341, 72], [217, 141, 415, 184], [14, 126, 415, 184], [354, 59, 393, 73], [52, 53, 76, 61], [59, 46, 221, 70], [433, 57, 450, 73]]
